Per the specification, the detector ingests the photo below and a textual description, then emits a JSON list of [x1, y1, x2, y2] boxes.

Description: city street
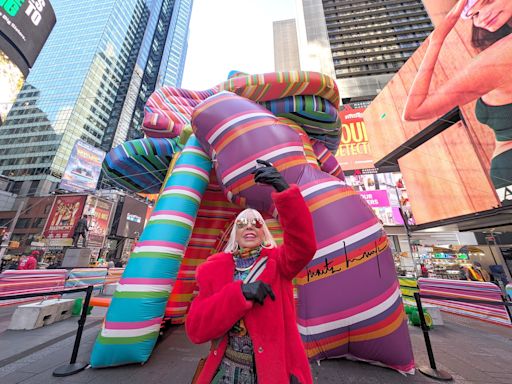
[[2, 0, 512, 383], [0, 310, 510, 384]]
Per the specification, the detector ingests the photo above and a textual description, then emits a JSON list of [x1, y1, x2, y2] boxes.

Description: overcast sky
[[181, 0, 296, 90]]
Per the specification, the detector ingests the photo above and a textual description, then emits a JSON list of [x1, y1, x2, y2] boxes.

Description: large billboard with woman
[[363, 0, 512, 224]]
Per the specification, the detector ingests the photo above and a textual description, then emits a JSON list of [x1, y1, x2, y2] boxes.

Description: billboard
[[346, 172, 415, 226], [60, 140, 106, 193], [0, 0, 56, 75], [0, 50, 24, 121], [335, 105, 374, 171], [115, 196, 148, 238], [363, 1, 511, 224], [83, 196, 113, 248], [43, 195, 86, 247]]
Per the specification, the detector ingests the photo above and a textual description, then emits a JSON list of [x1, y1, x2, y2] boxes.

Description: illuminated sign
[[0, 0, 56, 75], [335, 105, 375, 171]]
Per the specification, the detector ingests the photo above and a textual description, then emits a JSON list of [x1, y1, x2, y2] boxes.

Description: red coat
[[17, 256, 37, 270], [186, 185, 317, 384]]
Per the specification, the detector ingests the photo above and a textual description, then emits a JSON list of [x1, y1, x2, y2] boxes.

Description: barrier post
[[53, 285, 94, 377], [414, 292, 452, 381]]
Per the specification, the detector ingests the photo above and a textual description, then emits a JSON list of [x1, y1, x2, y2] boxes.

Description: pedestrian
[[420, 263, 429, 278], [468, 261, 491, 282], [72, 215, 89, 248], [17, 253, 37, 270], [459, 265, 469, 280], [186, 160, 317, 384], [107, 260, 115, 268]]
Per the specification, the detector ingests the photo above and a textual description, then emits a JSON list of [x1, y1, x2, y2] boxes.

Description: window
[[15, 218, 31, 229], [32, 218, 45, 228]]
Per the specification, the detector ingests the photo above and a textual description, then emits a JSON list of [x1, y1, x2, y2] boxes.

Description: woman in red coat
[[186, 160, 317, 384]]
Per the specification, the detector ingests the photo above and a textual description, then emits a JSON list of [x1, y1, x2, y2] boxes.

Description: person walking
[[186, 160, 317, 384]]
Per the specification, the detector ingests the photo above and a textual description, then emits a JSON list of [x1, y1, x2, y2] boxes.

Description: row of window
[[335, 60, 405, 74], [330, 29, 431, 48], [334, 50, 412, 65], [332, 41, 419, 57]]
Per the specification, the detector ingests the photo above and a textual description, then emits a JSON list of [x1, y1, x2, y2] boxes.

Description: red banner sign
[[43, 195, 86, 247], [83, 196, 113, 248], [335, 105, 375, 171]]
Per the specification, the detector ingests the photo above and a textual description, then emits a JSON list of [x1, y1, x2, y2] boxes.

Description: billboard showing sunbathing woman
[[403, 0, 512, 204]]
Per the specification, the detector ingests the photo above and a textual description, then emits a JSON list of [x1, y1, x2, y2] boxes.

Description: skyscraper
[[297, 0, 433, 102], [0, 0, 193, 197], [273, 19, 301, 72]]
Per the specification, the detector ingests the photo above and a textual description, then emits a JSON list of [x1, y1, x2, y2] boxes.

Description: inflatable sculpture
[[91, 71, 415, 374]]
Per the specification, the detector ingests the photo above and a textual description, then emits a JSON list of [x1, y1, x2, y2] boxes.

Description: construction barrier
[[0, 269, 67, 307], [418, 278, 512, 327]]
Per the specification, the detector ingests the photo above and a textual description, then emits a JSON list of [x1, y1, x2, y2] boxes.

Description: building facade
[[273, 19, 301, 72], [298, 0, 433, 102], [0, 0, 193, 197]]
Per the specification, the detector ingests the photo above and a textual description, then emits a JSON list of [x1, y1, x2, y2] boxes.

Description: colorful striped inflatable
[[102, 138, 180, 194], [0, 269, 67, 307], [259, 95, 341, 151], [90, 135, 211, 367], [138, 72, 340, 152], [418, 278, 512, 327], [164, 173, 241, 323], [219, 71, 339, 107], [192, 91, 414, 373], [92, 70, 414, 373]]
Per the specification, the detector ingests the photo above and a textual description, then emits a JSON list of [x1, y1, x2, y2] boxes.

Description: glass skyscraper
[[0, 0, 193, 196]]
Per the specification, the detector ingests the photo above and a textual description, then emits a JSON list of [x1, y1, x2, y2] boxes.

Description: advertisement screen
[[0, 50, 24, 121], [115, 196, 148, 238], [335, 105, 375, 171], [363, 2, 511, 224], [60, 140, 106, 193], [43, 195, 86, 247], [0, 0, 56, 74], [83, 196, 113, 248], [346, 172, 415, 226]]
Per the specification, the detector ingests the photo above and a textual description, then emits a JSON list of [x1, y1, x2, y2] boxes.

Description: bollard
[[414, 292, 452, 381], [53, 285, 94, 377]]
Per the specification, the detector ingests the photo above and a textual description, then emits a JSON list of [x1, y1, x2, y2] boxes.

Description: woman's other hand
[[241, 281, 276, 305], [432, 0, 468, 43], [252, 159, 290, 192]]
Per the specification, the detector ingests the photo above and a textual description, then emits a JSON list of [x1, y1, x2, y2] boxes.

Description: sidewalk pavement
[[0, 311, 510, 384]]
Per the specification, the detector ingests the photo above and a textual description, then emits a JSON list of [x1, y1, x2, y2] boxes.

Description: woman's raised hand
[[252, 159, 290, 192], [432, 0, 468, 43]]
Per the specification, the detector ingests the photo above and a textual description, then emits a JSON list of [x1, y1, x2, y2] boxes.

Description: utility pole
[[393, 186, 418, 276]]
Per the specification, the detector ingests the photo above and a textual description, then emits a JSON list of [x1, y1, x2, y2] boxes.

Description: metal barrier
[[0, 285, 94, 377], [414, 292, 512, 381]]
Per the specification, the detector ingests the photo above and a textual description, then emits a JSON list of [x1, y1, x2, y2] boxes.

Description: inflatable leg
[[192, 91, 415, 374], [165, 173, 241, 323], [90, 135, 210, 367]]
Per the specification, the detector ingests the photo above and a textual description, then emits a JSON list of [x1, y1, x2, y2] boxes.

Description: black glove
[[290, 374, 300, 384], [252, 159, 289, 192], [241, 281, 275, 305]]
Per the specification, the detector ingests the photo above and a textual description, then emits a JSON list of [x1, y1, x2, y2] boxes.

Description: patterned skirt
[[211, 347, 256, 384]]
